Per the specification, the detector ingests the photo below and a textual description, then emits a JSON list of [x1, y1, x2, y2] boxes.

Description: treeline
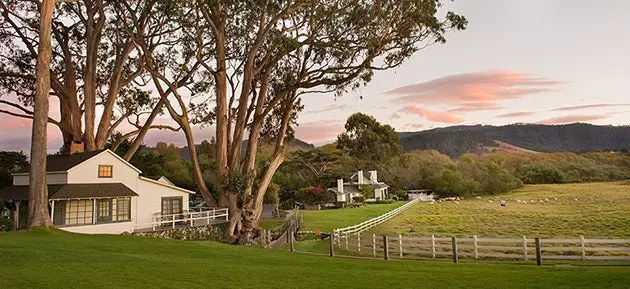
[[400, 123, 630, 157], [378, 150, 630, 197]]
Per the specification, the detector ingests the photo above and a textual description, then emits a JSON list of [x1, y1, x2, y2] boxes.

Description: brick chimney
[[69, 141, 84, 154]]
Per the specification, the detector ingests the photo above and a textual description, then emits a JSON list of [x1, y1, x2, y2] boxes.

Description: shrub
[[518, 164, 566, 184], [366, 199, 395, 204], [395, 189, 408, 200], [352, 196, 365, 203], [0, 216, 12, 231]]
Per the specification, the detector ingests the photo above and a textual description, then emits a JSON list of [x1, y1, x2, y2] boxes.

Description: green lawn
[[299, 202, 405, 232], [1, 229, 630, 289], [368, 182, 630, 238]]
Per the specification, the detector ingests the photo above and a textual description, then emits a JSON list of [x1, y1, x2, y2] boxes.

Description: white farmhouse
[[0, 149, 200, 234], [327, 170, 390, 203]]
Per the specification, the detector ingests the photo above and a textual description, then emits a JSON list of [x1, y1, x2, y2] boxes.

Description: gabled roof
[[14, 149, 141, 174], [0, 183, 138, 200], [15, 150, 106, 173], [327, 185, 361, 195]]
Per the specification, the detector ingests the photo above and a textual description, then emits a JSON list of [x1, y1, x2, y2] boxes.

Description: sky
[[1, 0, 629, 151]]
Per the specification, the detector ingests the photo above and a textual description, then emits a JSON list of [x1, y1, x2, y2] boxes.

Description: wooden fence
[[332, 198, 422, 237], [330, 233, 630, 265]]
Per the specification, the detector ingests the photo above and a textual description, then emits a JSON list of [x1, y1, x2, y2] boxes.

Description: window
[[161, 197, 183, 216], [98, 165, 113, 178], [62, 200, 93, 225], [51, 197, 131, 226], [97, 199, 112, 222], [116, 197, 131, 221]]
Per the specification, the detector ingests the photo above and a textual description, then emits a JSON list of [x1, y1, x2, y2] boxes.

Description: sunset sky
[[1, 0, 629, 151]]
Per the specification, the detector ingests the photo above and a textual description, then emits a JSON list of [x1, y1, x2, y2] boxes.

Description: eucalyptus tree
[[27, 0, 55, 228], [130, 0, 466, 243], [0, 0, 166, 153]]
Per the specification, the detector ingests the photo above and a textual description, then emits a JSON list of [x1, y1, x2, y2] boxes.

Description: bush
[[395, 189, 408, 200], [518, 164, 566, 184], [352, 196, 365, 203], [0, 216, 12, 231], [366, 199, 395, 204]]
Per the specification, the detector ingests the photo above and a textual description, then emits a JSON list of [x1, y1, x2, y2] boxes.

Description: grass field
[[299, 202, 404, 232], [1, 229, 630, 289], [367, 182, 630, 238]]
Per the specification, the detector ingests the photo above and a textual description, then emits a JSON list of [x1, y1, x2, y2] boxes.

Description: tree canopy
[[337, 113, 403, 162]]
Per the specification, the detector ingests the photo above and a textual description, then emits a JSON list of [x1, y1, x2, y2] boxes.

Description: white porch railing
[[134, 207, 229, 232]]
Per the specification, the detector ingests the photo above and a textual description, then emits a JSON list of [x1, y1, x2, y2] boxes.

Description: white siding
[[134, 178, 190, 229], [13, 173, 67, 185], [66, 151, 140, 185], [60, 221, 134, 234]]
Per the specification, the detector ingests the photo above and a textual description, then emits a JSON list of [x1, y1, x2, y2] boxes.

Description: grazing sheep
[[488, 200, 493, 203], [530, 200, 535, 204], [476, 196, 482, 199]]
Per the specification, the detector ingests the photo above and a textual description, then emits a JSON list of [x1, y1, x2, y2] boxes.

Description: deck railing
[[134, 207, 229, 232]]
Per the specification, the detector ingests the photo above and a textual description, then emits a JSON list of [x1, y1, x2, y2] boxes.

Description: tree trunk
[[28, 0, 54, 228]]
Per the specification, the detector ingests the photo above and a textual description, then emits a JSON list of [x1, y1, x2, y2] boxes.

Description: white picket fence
[[332, 198, 421, 237], [333, 233, 630, 263]]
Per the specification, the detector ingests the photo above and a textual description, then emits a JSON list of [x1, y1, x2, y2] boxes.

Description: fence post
[[152, 215, 156, 231], [329, 233, 335, 257], [451, 237, 458, 264], [383, 235, 389, 260], [345, 233, 349, 250], [580, 235, 586, 261], [535, 237, 542, 266], [357, 232, 361, 253], [172, 214, 175, 229], [399, 234, 403, 259], [473, 235, 478, 259], [522, 236, 528, 261], [372, 234, 376, 257], [290, 225, 295, 253], [431, 235, 436, 259]]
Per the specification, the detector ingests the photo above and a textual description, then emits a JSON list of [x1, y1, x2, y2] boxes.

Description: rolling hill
[[399, 123, 630, 157]]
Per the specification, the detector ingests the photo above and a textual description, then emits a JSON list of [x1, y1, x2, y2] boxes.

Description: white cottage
[[327, 170, 390, 203], [0, 149, 195, 234]]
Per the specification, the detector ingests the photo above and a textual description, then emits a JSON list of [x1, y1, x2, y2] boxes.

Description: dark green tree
[[0, 151, 28, 188], [337, 113, 403, 162]]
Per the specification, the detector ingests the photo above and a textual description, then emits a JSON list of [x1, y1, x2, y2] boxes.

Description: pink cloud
[[497, 111, 537, 118], [550, 104, 630, 112], [294, 120, 344, 143], [401, 106, 465, 124], [535, 114, 609, 125], [306, 104, 351, 114], [448, 102, 504, 112], [387, 70, 565, 108], [0, 117, 31, 130]]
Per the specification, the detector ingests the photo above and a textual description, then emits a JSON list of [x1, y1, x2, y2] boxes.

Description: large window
[[98, 165, 113, 178], [116, 197, 131, 221], [62, 200, 93, 226], [161, 197, 183, 216], [52, 197, 131, 226], [97, 199, 112, 222]]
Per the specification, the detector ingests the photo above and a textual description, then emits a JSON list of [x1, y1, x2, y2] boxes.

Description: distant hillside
[[400, 123, 630, 157], [176, 137, 315, 161]]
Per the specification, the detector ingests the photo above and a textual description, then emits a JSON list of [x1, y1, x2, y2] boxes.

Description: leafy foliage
[[337, 113, 403, 163], [0, 151, 28, 188]]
